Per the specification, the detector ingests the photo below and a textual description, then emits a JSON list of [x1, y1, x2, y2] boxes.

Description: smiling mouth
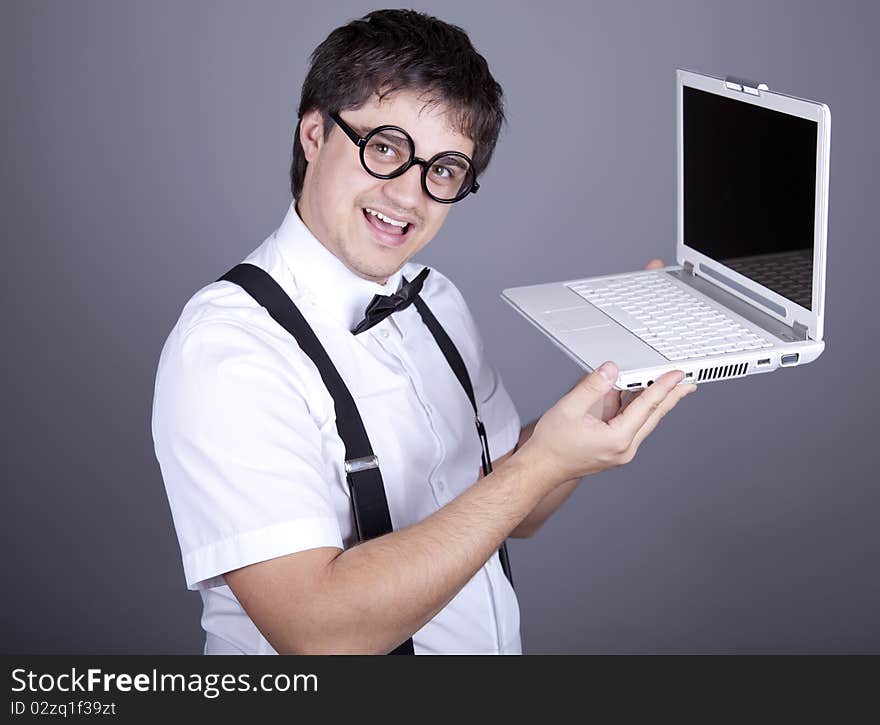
[[362, 207, 412, 236]]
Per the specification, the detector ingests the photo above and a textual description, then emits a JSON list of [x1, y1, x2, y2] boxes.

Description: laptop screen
[[683, 86, 818, 310]]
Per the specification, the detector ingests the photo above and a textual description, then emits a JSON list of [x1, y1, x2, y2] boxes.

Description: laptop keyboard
[[567, 275, 773, 361]]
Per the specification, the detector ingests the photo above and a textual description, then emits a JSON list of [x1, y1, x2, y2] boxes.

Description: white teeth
[[365, 208, 408, 228]]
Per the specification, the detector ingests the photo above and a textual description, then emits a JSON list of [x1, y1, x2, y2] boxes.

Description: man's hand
[[518, 361, 695, 487]]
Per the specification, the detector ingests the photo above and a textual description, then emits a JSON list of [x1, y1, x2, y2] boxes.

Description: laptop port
[[684, 372, 693, 378], [781, 353, 800, 366], [757, 358, 770, 366], [627, 383, 641, 389], [646, 380, 654, 387]]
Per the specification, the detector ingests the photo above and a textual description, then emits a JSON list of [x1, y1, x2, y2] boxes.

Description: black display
[[683, 86, 818, 310]]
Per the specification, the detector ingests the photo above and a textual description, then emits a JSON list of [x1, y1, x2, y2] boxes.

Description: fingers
[[619, 388, 641, 412], [608, 369, 686, 440], [625, 382, 696, 455], [570, 361, 619, 407], [601, 388, 623, 422], [644, 259, 666, 270]]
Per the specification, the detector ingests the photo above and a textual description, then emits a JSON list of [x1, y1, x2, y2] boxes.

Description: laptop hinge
[[791, 320, 809, 341], [683, 260, 695, 276], [725, 75, 769, 96]]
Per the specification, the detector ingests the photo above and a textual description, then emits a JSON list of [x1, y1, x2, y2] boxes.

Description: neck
[[294, 198, 391, 286]]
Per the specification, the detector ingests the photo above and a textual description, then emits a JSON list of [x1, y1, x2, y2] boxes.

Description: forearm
[[510, 477, 581, 537], [292, 451, 554, 654]]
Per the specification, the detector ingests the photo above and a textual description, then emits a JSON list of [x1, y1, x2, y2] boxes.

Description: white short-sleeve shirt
[[151, 202, 523, 654]]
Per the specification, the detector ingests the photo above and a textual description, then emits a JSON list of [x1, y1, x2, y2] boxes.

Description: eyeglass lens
[[362, 128, 475, 202]]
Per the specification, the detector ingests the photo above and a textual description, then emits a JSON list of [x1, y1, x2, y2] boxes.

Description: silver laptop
[[502, 69, 831, 390]]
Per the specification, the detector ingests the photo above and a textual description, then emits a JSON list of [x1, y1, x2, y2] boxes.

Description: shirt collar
[[272, 201, 404, 331]]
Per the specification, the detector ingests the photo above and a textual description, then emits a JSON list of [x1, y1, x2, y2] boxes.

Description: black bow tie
[[351, 267, 430, 335]]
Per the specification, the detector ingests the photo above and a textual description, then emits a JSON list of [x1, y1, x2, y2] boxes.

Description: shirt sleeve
[[426, 270, 522, 462], [152, 319, 344, 591]]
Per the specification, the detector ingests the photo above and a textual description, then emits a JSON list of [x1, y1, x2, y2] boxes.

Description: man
[[152, 9, 695, 655]]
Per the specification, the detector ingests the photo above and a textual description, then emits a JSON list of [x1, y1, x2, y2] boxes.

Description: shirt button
[[378, 328, 389, 339], [437, 479, 446, 491]]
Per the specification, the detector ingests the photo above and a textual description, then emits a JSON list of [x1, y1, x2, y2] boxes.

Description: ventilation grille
[[697, 362, 749, 382]]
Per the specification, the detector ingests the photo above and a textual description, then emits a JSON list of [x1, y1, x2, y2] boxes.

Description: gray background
[[2, 0, 877, 654]]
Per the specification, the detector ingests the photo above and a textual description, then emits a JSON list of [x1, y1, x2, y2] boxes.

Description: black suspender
[[410, 294, 513, 586], [218, 263, 513, 655], [218, 264, 395, 542]]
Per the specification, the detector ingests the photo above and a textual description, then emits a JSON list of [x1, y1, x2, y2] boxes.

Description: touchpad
[[542, 306, 612, 332]]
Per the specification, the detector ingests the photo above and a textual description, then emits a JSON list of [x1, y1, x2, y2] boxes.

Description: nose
[[380, 163, 424, 210]]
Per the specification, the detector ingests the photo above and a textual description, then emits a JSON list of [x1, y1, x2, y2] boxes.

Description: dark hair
[[290, 9, 505, 200]]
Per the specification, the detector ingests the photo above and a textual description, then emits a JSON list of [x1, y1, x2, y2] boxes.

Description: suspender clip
[[475, 415, 492, 476], [345, 455, 380, 474]]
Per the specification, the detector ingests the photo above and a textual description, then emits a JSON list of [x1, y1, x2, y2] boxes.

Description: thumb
[[569, 361, 618, 405]]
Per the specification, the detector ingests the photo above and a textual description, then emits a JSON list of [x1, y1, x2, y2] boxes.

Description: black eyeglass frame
[[328, 111, 480, 204]]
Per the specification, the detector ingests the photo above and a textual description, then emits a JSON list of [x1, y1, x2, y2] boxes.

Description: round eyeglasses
[[329, 111, 479, 204]]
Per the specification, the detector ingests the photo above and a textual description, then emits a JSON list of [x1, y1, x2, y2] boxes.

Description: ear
[[299, 108, 326, 163]]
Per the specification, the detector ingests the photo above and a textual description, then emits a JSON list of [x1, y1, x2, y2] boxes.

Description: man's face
[[296, 90, 475, 284]]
